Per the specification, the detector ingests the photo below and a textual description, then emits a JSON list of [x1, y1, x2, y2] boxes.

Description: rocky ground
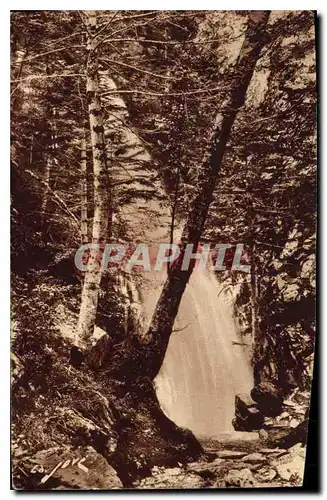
[[11, 303, 311, 491], [12, 435, 306, 490], [135, 438, 306, 489], [134, 386, 310, 490], [12, 410, 308, 490]]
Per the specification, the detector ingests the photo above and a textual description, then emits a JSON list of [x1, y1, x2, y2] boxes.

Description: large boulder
[[222, 468, 257, 488], [233, 393, 265, 431], [13, 446, 123, 490], [251, 382, 283, 417]]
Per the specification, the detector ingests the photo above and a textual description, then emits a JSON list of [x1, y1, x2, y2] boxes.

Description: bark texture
[[80, 132, 88, 244], [75, 11, 110, 344]]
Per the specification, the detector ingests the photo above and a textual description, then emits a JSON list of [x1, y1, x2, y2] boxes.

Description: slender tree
[[80, 131, 88, 244], [75, 11, 111, 344]]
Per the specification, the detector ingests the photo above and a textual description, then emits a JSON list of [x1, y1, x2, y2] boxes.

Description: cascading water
[[142, 260, 253, 438], [103, 77, 254, 439]]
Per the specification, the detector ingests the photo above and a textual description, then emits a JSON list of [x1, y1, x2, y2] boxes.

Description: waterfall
[[142, 263, 253, 437], [101, 76, 253, 438]]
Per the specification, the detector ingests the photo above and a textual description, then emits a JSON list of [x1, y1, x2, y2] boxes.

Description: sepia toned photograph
[[11, 9, 317, 490]]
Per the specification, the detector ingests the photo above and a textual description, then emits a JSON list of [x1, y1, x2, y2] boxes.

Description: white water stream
[[142, 262, 253, 437], [101, 75, 253, 438]]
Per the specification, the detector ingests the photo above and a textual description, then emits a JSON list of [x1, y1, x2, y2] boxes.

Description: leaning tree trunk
[[167, 165, 181, 272], [140, 11, 270, 379], [75, 11, 110, 345]]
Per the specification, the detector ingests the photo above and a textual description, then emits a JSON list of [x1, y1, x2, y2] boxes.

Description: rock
[[137, 467, 205, 489], [251, 382, 283, 417], [232, 417, 243, 431], [264, 417, 277, 426], [16, 446, 123, 490], [236, 393, 257, 409], [69, 346, 84, 368], [216, 450, 247, 459], [288, 443, 306, 460], [259, 429, 269, 440], [273, 420, 308, 449], [223, 468, 256, 488], [86, 334, 112, 370], [293, 391, 310, 405], [12, 446, 28, 459], [233, 413, 264, 432], [272, 443, 306, 484], [277, 412, 290, 420], [187, 458, 224, 479], [53, 450, 122, 490], [242, 453, 267, 464], [276, 457, 304, 483], [265, 421, 286, 428], [259, 448, 287, 456], [234, 394, 264, 431], [283, 400, 297, 408], [290, 418, 300, 428], [210, 458, 224, 466], [254, 467, 277, 482]]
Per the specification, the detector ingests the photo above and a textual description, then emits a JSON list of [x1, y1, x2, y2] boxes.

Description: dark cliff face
[[228, 228, 315, 438], [224, 227, 315, 399]]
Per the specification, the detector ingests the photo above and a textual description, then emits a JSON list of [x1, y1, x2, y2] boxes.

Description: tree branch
[[102, 37, 222, 46], [11, 73, 85, 83], [100, 58, 179, 81], [101, 86, 224, 98], [23, 169, 80, 225]]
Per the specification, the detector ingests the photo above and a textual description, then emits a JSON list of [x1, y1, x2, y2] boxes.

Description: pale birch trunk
[[41, 111, 56, 222], [80, 132, 88, 244], [142, 11, 270, 379], [11, 47, 28, 104], [75, 11, 110, 345], [41, 154, 51, 221]]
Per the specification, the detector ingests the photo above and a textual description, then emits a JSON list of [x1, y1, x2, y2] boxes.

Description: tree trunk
[[41, 153, 51, 221], [80, 131, 88, 244], [250, 243, 259, 345], [141, 11, 270, 379], [41, 108, 58, 222], [167, 166, 181, 272], [247, 183, 259, 347], [75, 11, 110, 345]]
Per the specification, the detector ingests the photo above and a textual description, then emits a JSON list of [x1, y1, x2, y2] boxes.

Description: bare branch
[[102, 11, 158, 23], [98, 12, 189, 45], [101, 58, 179, 81], [11, 73, 85, 83], [77, 10, 92, 36], [23, 169, 80, 225], [101, 86, 224, 98], [172, 323, 192, 333], [40, 32, 85, 49], [94, 11, 120, 41], [102, 37, 221, 46], [23, 45, 83, 63]]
